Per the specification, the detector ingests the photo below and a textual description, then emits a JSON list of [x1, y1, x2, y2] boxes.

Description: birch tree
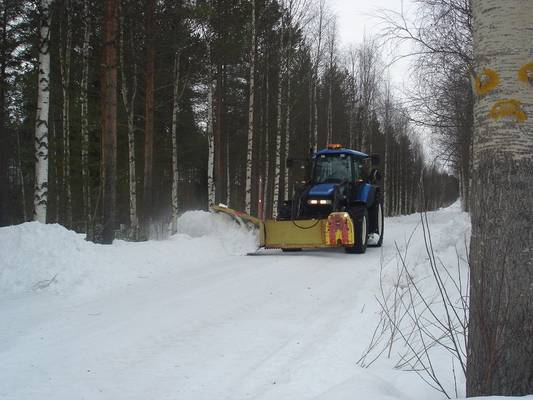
[[33, 0, 52, 223], [467, 0, 533, 395]]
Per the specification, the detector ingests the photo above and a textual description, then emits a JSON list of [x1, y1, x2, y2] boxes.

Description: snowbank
[[0, 211, 257, 296]]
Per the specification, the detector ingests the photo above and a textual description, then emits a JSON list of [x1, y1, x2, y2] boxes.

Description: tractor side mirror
[[371, 154, 381, 166], [370, 169, 382, 182], [286, 158, 294, 168]]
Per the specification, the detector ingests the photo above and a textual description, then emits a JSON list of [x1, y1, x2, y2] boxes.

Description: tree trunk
[[60, 0, 72, 227], [100, 0, 118, 244], [467, 0, 533, 395], [0, 2, 8, 226], [272, 32, 284, 219], [81, 0, 92, 233], [119, 11, 138, 237], [244, 0, 256, 214], [312, 1, 324, 151], [143, 0, 155, 234], [171, 52, 181, 234], [16, 129, 27, 221], [207, 68, 216, 206], [226, 136, 231, 205], [215, 63, 224, 204], [263, 58, 270, 217], [283, 42, 292, 201], [33, 0, 52, 223]]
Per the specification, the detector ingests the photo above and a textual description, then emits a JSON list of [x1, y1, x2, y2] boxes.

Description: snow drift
[[4, 203, 526, 400], [0, 211, 257, 296]]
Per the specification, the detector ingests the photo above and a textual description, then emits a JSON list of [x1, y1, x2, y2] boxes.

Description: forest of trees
[[0, 0, 459, 241]]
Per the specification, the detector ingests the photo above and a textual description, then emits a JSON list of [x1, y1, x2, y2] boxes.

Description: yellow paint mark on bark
[[489, 99, 527, 123], [518, 63, 533, 84], [474, 68, 500, 95]]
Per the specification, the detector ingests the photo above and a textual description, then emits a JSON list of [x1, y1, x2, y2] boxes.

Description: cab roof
[[315, 148, 369, 159]]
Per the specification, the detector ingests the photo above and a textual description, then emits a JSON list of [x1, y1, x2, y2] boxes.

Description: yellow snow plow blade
[[210, 204, 355, 249]]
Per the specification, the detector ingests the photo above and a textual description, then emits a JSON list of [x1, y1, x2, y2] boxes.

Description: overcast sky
[[327, 0, 417, 97], [326, 0, 435, 156]]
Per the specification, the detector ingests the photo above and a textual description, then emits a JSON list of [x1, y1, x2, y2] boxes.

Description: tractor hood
[[308, 183, 337, 198]]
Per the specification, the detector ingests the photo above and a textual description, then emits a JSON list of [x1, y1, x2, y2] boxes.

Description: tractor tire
[[368, 201, 384, 247], [345, 206, 368, 254]]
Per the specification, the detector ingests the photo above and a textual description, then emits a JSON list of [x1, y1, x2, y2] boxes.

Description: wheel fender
[[352, 183, 376, 207]]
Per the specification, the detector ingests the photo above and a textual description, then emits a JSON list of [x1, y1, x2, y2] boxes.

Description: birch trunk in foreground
[[100, 0, 118, 244], [467, 0, 533, 395], [33, 0, 52, 223], [244, 0, 256, 214]]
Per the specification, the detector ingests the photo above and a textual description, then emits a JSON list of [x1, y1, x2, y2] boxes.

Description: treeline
[[379, 0, 473, 211], [0, 0, 458, 241]]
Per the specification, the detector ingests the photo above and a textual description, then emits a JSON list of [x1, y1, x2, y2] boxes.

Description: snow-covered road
[[0, 205, 471, 400]]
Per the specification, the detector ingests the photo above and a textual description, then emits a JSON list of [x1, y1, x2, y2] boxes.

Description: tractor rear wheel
[[345, 206, 368, 254], [368, 201, 384, 247]]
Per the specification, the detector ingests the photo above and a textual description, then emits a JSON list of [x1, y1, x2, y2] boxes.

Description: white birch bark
[[81, 0, 91, 230], [119, 14, 138, 235], [467, 1, 533, 394], [33, 0, 52, 223], [244, 0, 256, 214]]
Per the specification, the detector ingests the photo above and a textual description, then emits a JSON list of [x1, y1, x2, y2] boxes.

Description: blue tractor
[[279, 144, 384, 254]]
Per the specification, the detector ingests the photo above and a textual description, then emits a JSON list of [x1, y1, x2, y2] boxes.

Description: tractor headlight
[[308, 199, 331, 205]]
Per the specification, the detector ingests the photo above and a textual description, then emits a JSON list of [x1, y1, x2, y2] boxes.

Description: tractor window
[[353, 158, 363, 180], [313, 155, 353, 183]]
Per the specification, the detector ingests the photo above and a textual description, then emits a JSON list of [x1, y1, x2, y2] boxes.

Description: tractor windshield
[[313, 154, 353, 183]]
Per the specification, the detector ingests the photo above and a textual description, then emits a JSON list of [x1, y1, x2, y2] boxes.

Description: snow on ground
[[0, 203, 516, 400]]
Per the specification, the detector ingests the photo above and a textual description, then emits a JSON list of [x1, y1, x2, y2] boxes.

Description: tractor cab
[[282, 144, 380, 221]]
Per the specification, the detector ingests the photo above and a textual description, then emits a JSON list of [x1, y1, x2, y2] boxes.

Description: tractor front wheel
[[345, 206, 368, 254]]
